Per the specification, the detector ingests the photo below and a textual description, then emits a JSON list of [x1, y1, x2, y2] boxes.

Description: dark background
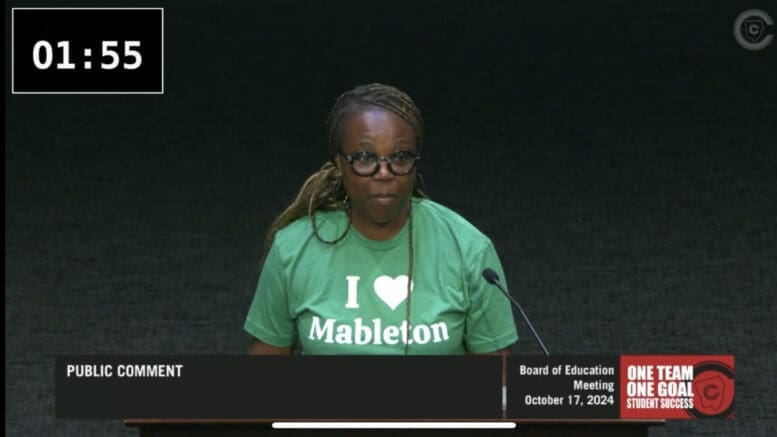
[[5, 0, 776, 435]]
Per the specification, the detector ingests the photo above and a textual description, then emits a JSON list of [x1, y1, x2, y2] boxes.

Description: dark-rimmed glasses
[[340, 150, 420, 177]]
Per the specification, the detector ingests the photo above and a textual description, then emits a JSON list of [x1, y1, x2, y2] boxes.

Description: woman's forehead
[[339, 108, 416, 143]]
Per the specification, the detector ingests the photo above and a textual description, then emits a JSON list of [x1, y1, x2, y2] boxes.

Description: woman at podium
[[244, 83, 517, 355]]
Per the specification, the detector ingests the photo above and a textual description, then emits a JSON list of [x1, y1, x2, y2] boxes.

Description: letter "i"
[[345, 276, 360, 308]]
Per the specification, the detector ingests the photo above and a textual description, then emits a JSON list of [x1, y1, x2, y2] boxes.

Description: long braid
[[265, 162, 347, 247], [404, 202, 414, 355]]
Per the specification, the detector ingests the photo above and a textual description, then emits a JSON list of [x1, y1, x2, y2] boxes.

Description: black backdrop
[[5, 1, 776, 435]]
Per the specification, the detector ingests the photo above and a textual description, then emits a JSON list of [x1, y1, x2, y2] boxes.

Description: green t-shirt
[[244, 198, 518, 354]]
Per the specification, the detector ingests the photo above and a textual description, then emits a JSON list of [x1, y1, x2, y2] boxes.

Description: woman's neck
[[349, 202, 411, 241]]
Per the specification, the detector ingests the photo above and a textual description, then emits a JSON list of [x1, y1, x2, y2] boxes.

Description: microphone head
[[482, 268, 500, 284]]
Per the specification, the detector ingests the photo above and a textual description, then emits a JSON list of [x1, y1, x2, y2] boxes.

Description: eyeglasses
[[340, 150, 420, 177]]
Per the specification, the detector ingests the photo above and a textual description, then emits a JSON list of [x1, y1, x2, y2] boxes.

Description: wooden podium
[[125, 419, 665, 436]]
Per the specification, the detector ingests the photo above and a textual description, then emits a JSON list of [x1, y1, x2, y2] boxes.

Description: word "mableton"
[[309, 316, 450, 345]]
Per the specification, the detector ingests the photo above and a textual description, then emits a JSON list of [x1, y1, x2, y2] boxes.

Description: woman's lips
[[369, 194, 397, 205]]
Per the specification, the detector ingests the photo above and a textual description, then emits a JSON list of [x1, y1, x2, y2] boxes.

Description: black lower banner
[[55, 355, 733, 420], [55, 355, 502, 419]]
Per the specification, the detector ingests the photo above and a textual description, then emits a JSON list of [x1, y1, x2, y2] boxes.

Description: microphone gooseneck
[[482, 268, 550, 355]]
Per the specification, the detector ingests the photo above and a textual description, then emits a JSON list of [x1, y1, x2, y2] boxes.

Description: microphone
[[482, 268, 550, 355]]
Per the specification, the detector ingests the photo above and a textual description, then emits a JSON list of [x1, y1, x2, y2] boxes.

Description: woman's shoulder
[[271, 209, 346, 252], [414, 198, 492, 247], [270, 214, 307, 242]]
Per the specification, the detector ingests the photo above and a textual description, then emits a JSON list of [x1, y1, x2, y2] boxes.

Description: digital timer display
[[31, 40, 143, 71], [12, 8, 163, 94]]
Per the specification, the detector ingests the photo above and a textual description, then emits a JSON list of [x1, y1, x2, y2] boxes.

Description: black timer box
[[11, 8, 163, 94]]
